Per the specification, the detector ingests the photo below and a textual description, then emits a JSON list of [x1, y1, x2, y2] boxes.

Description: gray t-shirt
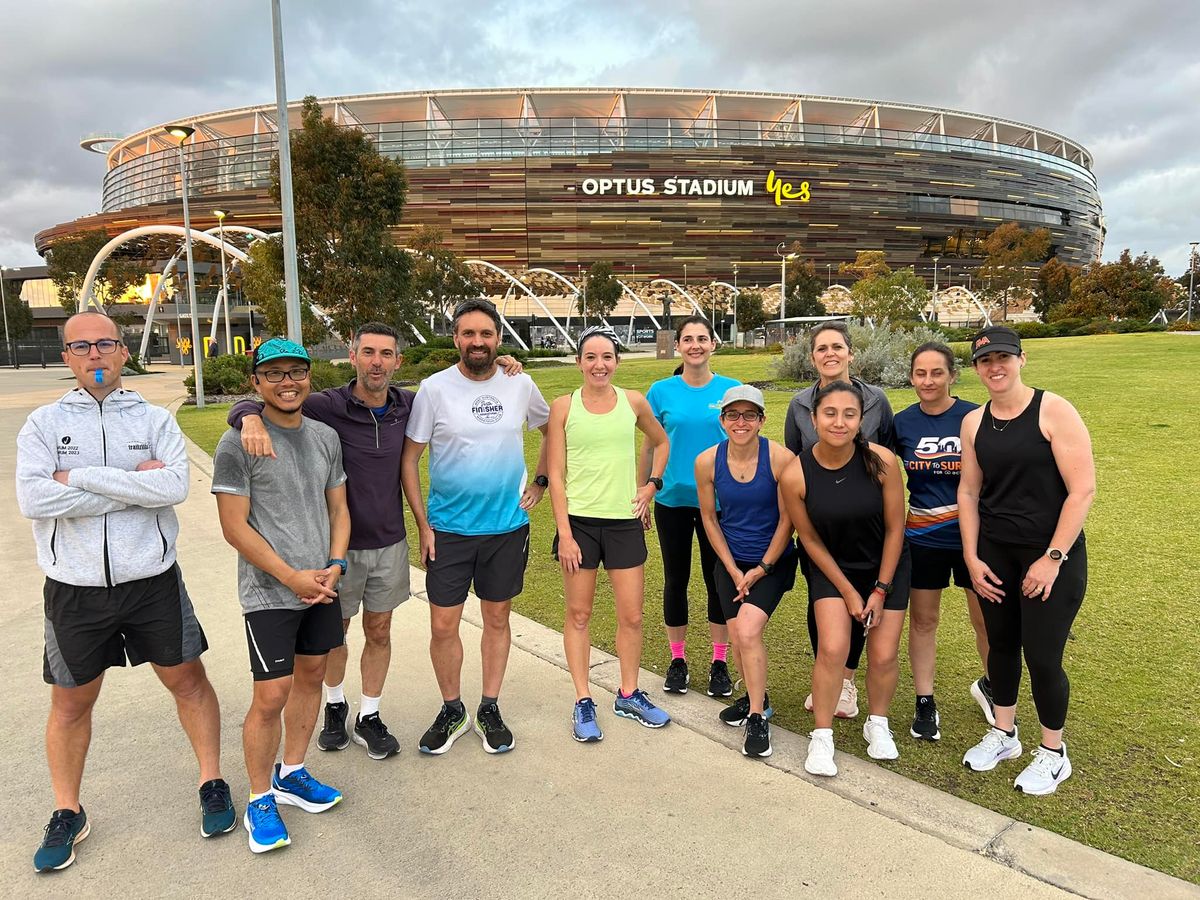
[[212, 417, 347, 613]]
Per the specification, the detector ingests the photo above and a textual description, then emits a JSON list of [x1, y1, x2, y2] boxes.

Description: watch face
[[1048, 549, 1063, 561]]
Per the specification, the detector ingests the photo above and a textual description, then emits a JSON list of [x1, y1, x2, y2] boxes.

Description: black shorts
[[244, 602, 345, 681], [43, 565, 208, 688], [427, 525, 530, 607], [806, 546, 912, 612], [552, 516, 648, 571], [908, 543, 971, 591], [714, 552, 798, 622]]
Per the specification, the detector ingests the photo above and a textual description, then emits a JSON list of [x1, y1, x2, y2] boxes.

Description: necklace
[[989, 411, 1013, 433], [727, 453, 757, 482]]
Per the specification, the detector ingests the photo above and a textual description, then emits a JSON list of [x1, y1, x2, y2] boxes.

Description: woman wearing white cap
[[694, 385, 797, 758]]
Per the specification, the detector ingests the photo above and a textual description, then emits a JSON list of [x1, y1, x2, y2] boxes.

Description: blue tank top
[[713, 437, 785, 562], [893, 397, 978, 549]]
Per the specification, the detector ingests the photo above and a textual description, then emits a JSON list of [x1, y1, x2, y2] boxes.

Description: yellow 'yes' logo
[[765, 170, 811, 206]]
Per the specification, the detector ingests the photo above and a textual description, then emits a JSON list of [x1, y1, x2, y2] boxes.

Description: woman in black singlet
[[958, 326, 1094, 796], [780, 381, 910, 778]]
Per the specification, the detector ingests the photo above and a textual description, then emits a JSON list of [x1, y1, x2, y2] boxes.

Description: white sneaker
[[962, 726, 1023, 772], [836, 679, 859, 718], [805, 728, 837, 777], [863, 715, 899, 760], [970, 677, 996, 727], [1014, 744, 1072, 795]]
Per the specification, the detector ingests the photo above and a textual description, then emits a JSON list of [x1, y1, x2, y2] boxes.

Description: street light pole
[[732, 263, 739, 347], [214, 210, 233, 355], [1188, 241, 1198, 326], [0, 266, 11, 349], [932, 255, 940, 323], [166, 125, 205, 408], [827, 263, 832, 287], [271, 0, 303, 344]]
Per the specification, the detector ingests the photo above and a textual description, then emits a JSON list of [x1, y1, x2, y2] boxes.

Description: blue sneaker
[[271, 764, 343, 813], [34, 807, 90, 872], [613, 688, 671, 728], [199, 778, 237, 837], [243, 794, 290, 854], [572, 698, 603, 742]]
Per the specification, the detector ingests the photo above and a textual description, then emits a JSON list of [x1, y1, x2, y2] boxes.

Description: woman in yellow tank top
[[547, 327, 670, 742]]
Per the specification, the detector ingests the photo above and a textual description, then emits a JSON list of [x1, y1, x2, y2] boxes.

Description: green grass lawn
[[177, 333, 1200, 883]]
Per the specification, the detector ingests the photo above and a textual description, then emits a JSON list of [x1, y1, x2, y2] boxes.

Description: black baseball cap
[[970, 325, 1022, 362]]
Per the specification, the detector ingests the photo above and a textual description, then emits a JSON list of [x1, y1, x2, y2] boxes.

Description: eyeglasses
[[722, 410, 763, 422], [65, 339, 123, 356], [256, 367, 311, 383]]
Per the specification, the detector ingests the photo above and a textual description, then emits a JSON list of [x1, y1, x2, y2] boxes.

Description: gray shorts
[[338, 539, 411, 619]]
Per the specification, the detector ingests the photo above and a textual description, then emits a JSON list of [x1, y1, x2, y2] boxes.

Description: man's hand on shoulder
[[241, 415, 276, 458]]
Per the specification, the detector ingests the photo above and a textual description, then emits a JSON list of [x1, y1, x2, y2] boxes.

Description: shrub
[[184, 354, 252, 396], [1167, 319, 1197, 332], [770, 322, 948, 387], [309, 359, 354, 391], [1012, 322, 1054, 339]]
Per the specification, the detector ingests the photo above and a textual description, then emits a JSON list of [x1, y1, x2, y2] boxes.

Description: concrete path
[[0, 368, 1194, 898]]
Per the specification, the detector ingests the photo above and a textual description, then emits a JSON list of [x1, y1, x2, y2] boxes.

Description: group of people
[[16, 303, 1093, 873]]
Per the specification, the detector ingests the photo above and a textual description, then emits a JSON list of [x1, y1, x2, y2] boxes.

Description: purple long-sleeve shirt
[[228, 381, 413, 551]]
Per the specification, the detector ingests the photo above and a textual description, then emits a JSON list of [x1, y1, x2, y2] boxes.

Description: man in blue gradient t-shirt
[[401, 299, 549, 758]]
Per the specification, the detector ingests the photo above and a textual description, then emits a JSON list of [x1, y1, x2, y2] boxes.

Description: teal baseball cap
[[253, 338, 310, 369]]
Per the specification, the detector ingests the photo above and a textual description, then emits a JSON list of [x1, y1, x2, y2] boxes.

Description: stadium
[[32, 88, 1104, 353]]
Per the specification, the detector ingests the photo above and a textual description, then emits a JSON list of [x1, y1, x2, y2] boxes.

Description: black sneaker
[[742, 712, 772, 758], [419, 703, 471, 755], [317, 700, 350, 751], [663, 657, 689, 694], [34, 807, 90, 872], [707, 660, 733, 697], [910, 696, 941, 741], [970, 676, 997, 727], [354, 713, 400, 760], [199, 778, 236, 837], [474, 702, 515, 754], [720, 692, 772, 727]]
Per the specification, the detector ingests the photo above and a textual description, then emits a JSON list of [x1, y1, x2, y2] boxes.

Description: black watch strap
[[533, 474, 549, 488], [873, 579, 892, 595], [647, 476, 663, 491], [758, 560, 775, 575]]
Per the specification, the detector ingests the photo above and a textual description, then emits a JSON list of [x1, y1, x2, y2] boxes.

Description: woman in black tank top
[[958, 326, 1094, 796], [780, 381, 910, 778]]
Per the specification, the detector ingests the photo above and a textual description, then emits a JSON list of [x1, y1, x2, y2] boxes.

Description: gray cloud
[[2, 1, 1196, 272]]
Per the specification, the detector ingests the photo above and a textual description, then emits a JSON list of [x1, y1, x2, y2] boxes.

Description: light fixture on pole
[[165, 124, 205, 408], [1188, 241, 1198, 325], [213, 210, 232, 355], [775, 242, 796, 321], [271, 0, 303, 344], [932, 255, 940, 323], [827, 263, 832, 287]]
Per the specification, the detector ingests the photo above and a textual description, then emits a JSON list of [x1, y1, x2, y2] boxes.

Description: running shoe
[[742, 712, 772, 758], [910, 696, 941, 741], [33, 807, 90, 872], [613, 688, 671, 728], [707, 660, 733, 697], [243, 794, 290, 854], [1014, 744, 1072, 796], [419, 704, 471, 755], [805, 729, 837, 777], [962, 726, 1023, 772], [863, 716, 900, 760], [271, 764, 343, 813], [970, 676, 997, 727], [199, 778, 237, 837], [353, 713, 400, 760], [317, 700, 351, 751], [663, 657, 689, 694], [572, 697, 603, 743], [804, 679, 860, 718], [475, 701, 515, 754], [719, 692, 773, 727]]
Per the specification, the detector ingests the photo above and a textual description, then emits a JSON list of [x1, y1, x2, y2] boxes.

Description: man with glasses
[[17, 312, 234, 872], [213, 338, 350, 854], [401, 299, 550, 755]]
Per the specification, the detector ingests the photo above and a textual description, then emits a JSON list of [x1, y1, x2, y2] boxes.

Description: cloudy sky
[[2, 0, 1197, 272]]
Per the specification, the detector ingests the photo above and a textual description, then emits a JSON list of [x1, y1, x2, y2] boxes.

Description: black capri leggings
[[654, 502, 722, 628], [976, 535, 1087, 731]]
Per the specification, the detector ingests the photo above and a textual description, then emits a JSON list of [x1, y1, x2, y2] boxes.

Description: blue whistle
[[94, 370, 104, 385]]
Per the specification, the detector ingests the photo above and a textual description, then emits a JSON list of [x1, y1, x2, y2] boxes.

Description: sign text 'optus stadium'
[[579, 170, 812, 206]]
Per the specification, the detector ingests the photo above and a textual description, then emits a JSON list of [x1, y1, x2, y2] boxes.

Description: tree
[[977, 222, 1051, 319], [1057, 250, 1178, 321], [6, 298, 34, 339], [839, 250, 891, 282], [267, 95, 414, 339], [850, 268, 929, 321], [46, 230, 144, 315], [785, 260, 827, 317], [241, 236, 328, 345], [408, 225, 480, 334], [1035, 258, 1079, 320], [581, 261, 623, 325], [735, 290, 768, 332]]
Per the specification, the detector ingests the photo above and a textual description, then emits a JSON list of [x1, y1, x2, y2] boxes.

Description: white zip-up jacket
[[16, 387, 190, 587]]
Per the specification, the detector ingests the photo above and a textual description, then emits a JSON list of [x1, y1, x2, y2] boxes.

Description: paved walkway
[[0, 368, 1194, 898]]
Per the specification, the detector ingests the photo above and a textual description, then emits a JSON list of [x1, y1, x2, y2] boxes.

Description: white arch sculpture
[[524, 267, 613, 333], [649, 278, 706, 318], [464, 259, 574, 350]]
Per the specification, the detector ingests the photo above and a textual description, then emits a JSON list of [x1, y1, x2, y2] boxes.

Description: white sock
[[326, 682, 345, 705], [248, 790, 272, 802], [360, 694, 381, 718], [868, 714, 889, 727], [812, 727, 833, 738], [278, 761, 304, 780]]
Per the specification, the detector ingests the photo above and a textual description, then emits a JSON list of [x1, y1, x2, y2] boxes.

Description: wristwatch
[[647, 476, 663, 491], [873, 579, 892, 595], [1046, 548, 1069, 562], [533, 474, 549, 488], [758, 560, 775, 575], [327, 558, 348, 575]]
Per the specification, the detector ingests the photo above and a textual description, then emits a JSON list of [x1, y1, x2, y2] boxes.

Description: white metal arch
[[524, 267, 614, 333], [464, 259, 574, 350], [649, 278, 705, 318]]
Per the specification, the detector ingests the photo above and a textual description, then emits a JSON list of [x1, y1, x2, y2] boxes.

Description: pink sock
[[712, 643, 729, 663], [669, 641, 686, 660]]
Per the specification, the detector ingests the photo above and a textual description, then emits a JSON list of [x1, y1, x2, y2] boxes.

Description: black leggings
[[803, 553, 866, 671], [654, 502, 721, 628], [976, 535, 1087, 731]]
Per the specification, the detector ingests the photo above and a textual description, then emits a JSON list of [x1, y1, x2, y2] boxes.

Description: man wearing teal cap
[[213, 338, 351, 853]]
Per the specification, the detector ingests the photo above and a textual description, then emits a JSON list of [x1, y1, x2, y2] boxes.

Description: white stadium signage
[[580, 177, 754, 197]]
